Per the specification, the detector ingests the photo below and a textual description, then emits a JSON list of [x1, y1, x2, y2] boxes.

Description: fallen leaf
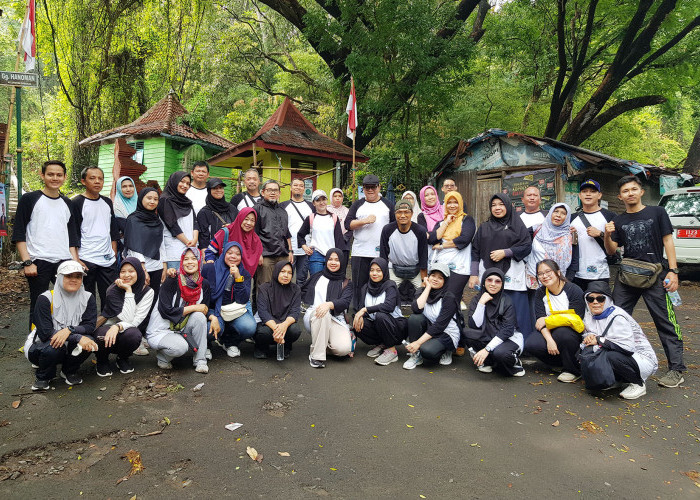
[[277, 452, 290, 457], [529, 380, 544, 386], [11, 400, 20, 409], [552, 420, 560, 427], [330, 468, 337, 471], [116, 450, 144, 484], [579, 421, 604, 434], [406, 424, 414, 428], [246, 446, 263, 463]]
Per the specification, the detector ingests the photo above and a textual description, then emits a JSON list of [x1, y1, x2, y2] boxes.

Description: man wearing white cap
[[297, 190, 346, 275], [281, 178, 314, 285]]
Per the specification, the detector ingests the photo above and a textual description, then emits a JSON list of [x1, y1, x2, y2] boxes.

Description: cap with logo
[[579, 179, 601, 192], [312, 189, 328, 202]]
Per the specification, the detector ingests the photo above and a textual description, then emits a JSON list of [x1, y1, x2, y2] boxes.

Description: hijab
[[327, 188, 349, 232], [419, 186, 444, 231], [329, 188, 345, 209], [402, 191, 421, 223], [48, 269, 92, 330], [479, 267, 505, 317], [528, 202, 574, 276], [225, 207, 263, 275], [426, 269, 449, 305], [100, 257, 149, 319], [260, 260, 300, 322], [474, 193, 531, 274], [303, 248, 348, 303], [206, 183, 237, 217], [114, 176, 137, 217], [124, 187, 163, 260], [178, 248, 203, 306], [441, 191, 467, 240], [211, 241, 250, 302], [158, 171, 193, 230], [365, 257, 395, 297]]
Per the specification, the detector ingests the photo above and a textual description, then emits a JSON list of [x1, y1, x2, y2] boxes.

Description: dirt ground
[[0, 268, 698, 499]]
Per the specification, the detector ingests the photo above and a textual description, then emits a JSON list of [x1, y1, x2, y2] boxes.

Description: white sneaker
[[375, 349, 398, 366], [619, 383, 646, 400], [439, 351, 453, 366], [195, 362, 209, 374], [226, 346, 241, 358], [157, 360, 173, 370], [477, 364, 493, 373], [366, 345, 384, 358], [557, 371, 581, 383], [132, 342, 149, 356], [403, 353, 423, 370], [205, 349, 212, 360], [513, 369, 526, 377]]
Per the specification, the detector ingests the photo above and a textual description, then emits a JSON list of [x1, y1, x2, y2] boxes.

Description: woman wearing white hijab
[[527, 202, 578, 283], [401, 191, 422, 223], [27, 260, 98, 390]]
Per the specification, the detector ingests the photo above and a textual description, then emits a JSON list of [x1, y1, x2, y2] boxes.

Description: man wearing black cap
[[570, 179, 616, 290], [197, 177, 237, 250], [346, 174, 395, 308]]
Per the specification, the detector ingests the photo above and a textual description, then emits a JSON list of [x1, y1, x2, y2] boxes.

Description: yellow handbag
[[544, 288, 585, 333]]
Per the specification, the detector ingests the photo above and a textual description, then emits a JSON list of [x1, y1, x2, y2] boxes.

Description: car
[[659, 187, 700, 265]]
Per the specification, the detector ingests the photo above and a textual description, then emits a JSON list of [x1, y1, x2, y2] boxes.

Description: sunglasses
[[363, 184, 378, 189], [585, 295, 606, 303]]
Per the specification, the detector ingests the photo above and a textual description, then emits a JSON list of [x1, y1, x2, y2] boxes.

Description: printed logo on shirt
[[504, 275, 512, 283], [587, 265, 598, 273]]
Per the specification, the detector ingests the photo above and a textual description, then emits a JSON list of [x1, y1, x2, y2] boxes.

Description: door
[[476, 178, 503, 225]]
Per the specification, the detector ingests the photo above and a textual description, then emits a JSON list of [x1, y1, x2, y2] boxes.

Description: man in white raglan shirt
[[71, 166, 120, 305], [185, 161, 210, 215], [345, 174, 395, 309], [570, 179, 616, 290], [519, 185, 547, 237], [281, 178, 314, 285], [230, 167, 262, 216]]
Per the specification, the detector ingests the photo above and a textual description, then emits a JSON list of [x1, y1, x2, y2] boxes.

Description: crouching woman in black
[[353, 257, 407, 366], [254, 261, 302, 359], [28, 260, 98, 390], [465, 268, 525, 376], [403, 263, 462, 369]]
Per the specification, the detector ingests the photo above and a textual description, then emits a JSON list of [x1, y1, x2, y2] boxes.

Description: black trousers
[[464, 329, 522, 376], [351, 256, 374, 309], [83, 260, 117, 306], [524, 326, 581, 376], [407, 313, 451, 362], [254, 322, 302, 352], [26, 259, 60, 329], [138, 269, 163, 332], [613, 277, 685, 372], [94, 325, 143, 361], [356, 312, 407, 348], [607, 351, 643, 386], [28, 339, 92, 381], [572, 277, 608, 293], [447, 272, 470, 303]]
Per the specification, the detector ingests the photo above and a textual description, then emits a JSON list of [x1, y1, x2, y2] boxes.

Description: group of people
[[13, 160, 686, 400]]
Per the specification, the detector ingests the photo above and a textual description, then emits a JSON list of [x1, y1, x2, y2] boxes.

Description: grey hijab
[[44, 273, 91, 330]]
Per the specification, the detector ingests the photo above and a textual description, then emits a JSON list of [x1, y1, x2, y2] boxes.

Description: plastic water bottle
[[224, 274, 234, 292], [276, 343, 285, 361], [664, 279, 682, 306]]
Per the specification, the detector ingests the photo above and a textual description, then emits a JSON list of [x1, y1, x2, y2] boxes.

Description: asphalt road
[[0, 281, 698, 499]]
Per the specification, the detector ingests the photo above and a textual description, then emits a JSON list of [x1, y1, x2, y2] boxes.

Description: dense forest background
[[1, 0, 698, 191]]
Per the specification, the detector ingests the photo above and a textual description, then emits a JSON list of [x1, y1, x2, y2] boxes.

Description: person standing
[[571, 180, 616, 290], [401, 191, 422, 223], [297, 190, 346, 276], [113, 176, 137, 219], [230, 168, 262, 215], [345, 174, 395, 308], [197, 177, 237, 249], [519, 186, 547, 237], [13, 160, 80, 327], [71, 166, 120, 305], [327, 188, 351, 257], [526, 203, 578, 282], [417, 185, 443, 232], [440, 177, 468, 212], [255, 180, 293, 286], [185, 161, 210, 215], [281, 178, 314, 285], [604, 175, 685, 388], [159, 171, 199, 269]]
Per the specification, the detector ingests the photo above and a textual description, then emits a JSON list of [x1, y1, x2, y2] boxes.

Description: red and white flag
[[346, 77, 357, 140], [18, 0, 36, 72]]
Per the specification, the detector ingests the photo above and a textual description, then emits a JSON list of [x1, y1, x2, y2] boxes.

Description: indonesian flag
[[18, 0, 36, 72], [346, 77, 357, 140]]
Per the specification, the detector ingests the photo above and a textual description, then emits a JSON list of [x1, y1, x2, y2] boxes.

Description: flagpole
[[352, 132, 356, 201]]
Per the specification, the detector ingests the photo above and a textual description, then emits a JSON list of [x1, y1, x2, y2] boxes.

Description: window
[[129, 141, 144, 164], [660, 191, 700, 217], [180, 144, 208, 171]]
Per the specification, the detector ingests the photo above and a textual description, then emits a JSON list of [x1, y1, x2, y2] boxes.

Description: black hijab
[[479, 267, 505, 317], [468, 267, 513, 339], [473, 193, 531, 273], [206, 184, 237, 217], [158, 171, 193, 229], [260, 261, 301, 322], [101, 257, 150, 319], [364, 257, 395, 297], [426, 268, 449, 305], [303, 248, 348, 303], [124, 188, 163, 260]]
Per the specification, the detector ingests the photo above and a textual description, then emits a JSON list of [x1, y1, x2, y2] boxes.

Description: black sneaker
[[31, 378, 50, 391], [60, 371, 83, 386], [254, 348, 268, 359], [116, 357, 135, 374], [309, 357, 325, 369], [96, 361, 113, 377]]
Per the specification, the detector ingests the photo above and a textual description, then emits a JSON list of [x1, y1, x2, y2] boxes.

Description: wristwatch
[[21, 259, 32, 267], [669, 268, 680, 274], [68, 325, 76, 334]]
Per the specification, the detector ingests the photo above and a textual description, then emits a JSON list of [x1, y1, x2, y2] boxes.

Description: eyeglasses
[[363, 184, 378, 190], [265, 188, 280, 193], [585, 295, 606, 303], [536, 270, 554, 278]]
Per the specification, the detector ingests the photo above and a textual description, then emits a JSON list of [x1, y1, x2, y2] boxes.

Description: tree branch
[[570, 95, 666, 142]]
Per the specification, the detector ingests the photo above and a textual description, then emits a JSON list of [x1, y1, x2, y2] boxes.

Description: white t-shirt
[[125, 249, 163, 273], [364, 291, 402, 320], [478, 259, 527, 292], [186, 186, 208, 215], [78, 196, 116, 266], [284, 200, 313, 256], [310, 214, 336, 256], [520, 211, 545, 230], [433, 245, 472, 276], [15, 191, 74, 263], [162, 213, 195, 262], [572, 211, 609, 280], [423, 299, 459, 348], [348, 198, 393, 258]]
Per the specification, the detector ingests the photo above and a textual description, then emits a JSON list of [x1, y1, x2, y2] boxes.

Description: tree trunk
[[683, 123, 700, 175]]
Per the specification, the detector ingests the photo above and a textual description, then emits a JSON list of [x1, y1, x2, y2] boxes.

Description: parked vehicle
[[659, 187, 700, 265]]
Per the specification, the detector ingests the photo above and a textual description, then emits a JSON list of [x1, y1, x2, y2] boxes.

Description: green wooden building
[[79, 90, 235, 197]]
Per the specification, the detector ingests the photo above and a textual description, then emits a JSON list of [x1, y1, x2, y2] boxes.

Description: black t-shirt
[[611, 206, 673, 264]]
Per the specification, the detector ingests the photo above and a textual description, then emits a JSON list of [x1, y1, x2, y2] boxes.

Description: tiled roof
[[79, 91, 234, 150], [209, 97, 368, 164]]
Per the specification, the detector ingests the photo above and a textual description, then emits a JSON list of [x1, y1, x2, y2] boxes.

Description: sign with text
[[502, 168, 557, 213], [0, 71, 38, 87]]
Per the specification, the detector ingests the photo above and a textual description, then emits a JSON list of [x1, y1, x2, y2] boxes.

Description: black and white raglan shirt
[[571, 208, 616, 280], [230, 192, 262, 217], [186, 186, 208, 215], [281, 199, 314, 258], [71, 195, 120, 267], [380, 222, 428, 270], [13, 190, 78, 262], [345, 197, 395, 258]]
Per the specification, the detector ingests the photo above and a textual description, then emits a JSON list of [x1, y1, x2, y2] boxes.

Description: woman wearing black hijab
[[253, 261, 302, 359], [93, 257, 154, 376], [465, 268, 524, 376], [469, 194, 532, 337], [159, 171, 199, 268], [353, 257, 407, 366], [303, 248, 354, 368], [197, 178, 237, 250], [124, 188, 165, 296]]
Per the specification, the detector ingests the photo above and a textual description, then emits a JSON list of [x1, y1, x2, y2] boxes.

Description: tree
[[683, 123, 700, 175]]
